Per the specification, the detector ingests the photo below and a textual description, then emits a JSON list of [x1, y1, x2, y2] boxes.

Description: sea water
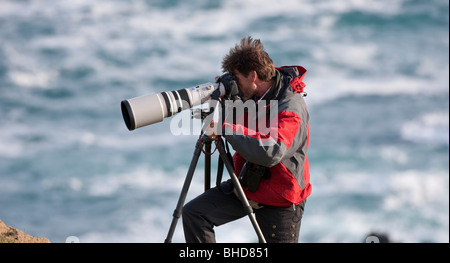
[[0, 0, 448, 243]]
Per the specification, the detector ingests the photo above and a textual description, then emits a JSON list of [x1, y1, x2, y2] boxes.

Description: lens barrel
[[121, 83, 224, 131]]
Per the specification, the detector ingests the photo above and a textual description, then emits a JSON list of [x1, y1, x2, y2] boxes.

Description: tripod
[[164, 110, 266, 243]]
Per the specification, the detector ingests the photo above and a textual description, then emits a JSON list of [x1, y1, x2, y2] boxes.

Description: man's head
[[222, 36, 276, 100]]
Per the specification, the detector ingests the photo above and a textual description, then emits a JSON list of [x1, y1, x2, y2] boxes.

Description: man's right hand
[[217, 73, 240, 100]]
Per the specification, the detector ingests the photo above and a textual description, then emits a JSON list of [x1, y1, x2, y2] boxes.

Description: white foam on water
[[383, 170, 449, 242], [78, 204, 259, 243], [0, 120, 31, 157], [384, 170, 449, 211], [400, 112, 449, 145], [2, 0, 447, 101], [8, 70, 59, 89], [0, 136, 25, 158], [75, 166, 449, 243], [306, 169, 449, 242], [85, 165, 203, 197]]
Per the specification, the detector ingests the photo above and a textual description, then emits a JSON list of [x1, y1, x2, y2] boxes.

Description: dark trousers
[[182, 180, 306, 243]]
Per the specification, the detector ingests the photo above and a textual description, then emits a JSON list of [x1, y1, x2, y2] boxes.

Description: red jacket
[[223, 66, 311, 207]]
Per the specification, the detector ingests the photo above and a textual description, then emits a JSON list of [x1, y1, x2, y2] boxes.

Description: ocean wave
[[76, 168, 449, 243], [79, 205, 257, 243], [1, 0, 447, 100], [85, 165, 203, 197], [307, 169, 449, 242], [8, 70, 58, 89], [384, 170, 449, 210], [400, 112, 449, 145]]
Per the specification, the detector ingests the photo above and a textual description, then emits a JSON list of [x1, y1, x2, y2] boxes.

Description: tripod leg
[[204, 140, 211, 191], [164, 138, 203, 243], [216, 141, 267, 243]]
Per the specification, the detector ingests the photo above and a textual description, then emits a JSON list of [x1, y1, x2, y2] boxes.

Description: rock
[[0, 219, 50, 243]]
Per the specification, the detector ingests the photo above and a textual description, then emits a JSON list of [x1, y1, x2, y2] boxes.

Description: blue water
[[0, 0, 448, 243]]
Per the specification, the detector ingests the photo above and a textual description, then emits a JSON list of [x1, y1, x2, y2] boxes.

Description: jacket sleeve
[[223, 110, 301, 167]]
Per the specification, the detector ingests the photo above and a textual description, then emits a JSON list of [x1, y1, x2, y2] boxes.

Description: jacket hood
[[276, 65, 307, 93]]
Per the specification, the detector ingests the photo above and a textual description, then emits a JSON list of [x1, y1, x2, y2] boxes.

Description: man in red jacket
[[182, 36, 311, 243]]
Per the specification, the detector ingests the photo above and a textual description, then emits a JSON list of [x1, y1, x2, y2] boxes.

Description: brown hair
[[221, 36, 276, 81]]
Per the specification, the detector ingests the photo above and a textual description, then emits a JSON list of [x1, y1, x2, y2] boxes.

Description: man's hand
[[217, 73, 240, 100]]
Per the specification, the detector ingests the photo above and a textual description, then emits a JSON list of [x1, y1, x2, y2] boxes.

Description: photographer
[[182, 36, 311, 243]]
